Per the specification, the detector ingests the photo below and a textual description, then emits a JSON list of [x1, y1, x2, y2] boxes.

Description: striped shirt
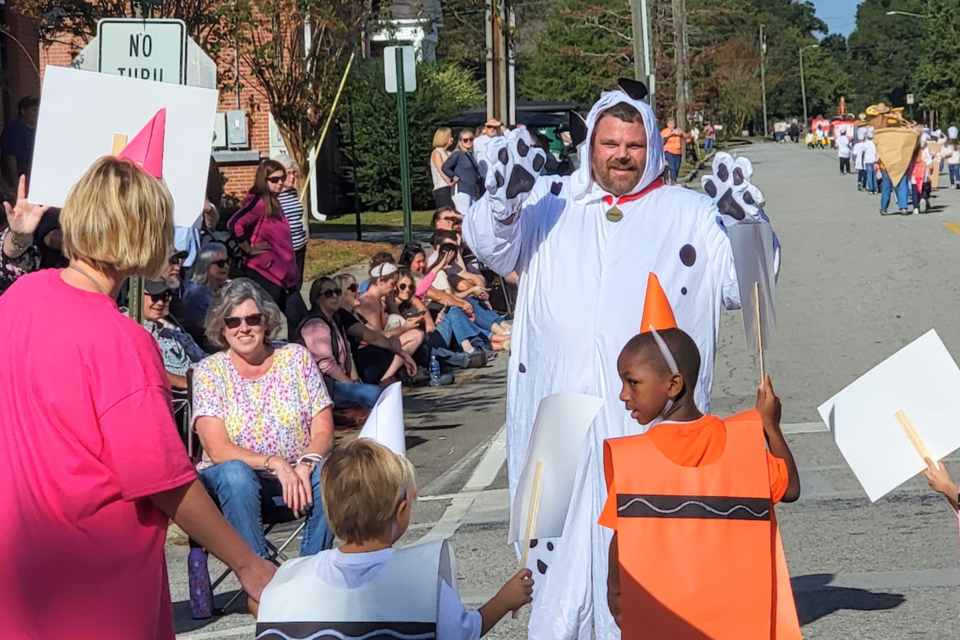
[[278, 189, 308, 250]]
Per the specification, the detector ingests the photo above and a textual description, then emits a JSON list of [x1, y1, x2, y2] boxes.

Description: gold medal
[[606, 205, 623, 222]]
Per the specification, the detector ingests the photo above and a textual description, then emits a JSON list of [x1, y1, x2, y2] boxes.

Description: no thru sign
[[98, 19, 187, 85]]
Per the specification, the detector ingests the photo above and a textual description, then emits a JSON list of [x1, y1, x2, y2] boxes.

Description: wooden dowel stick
[[895, 409, 938, 470], [111, 133, 128, 155], [754, 281, 764, 383], [514, 460, 544, 619]]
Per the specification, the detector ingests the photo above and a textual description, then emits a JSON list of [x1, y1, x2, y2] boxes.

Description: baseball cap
[[144, 279, 173, 295]]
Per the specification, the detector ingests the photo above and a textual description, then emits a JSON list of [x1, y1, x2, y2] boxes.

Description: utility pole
[[672, 0, 686, 128], [629, 0, 655, 111], [799, 44, 818, 128], [760, 24, 768, 138], [486, 0, 515, 124]]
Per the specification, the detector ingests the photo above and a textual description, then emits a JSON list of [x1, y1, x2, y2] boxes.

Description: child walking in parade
[[256, 439, 534, 640], [600, 274, 802, 640]]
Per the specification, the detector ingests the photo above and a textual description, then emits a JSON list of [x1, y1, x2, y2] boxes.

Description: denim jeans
[[199, 459, 334, 557], [434, 306, 483, 348], [865, 163, 877, 193], [331, 379, 382, 408], [857, 169, 866, 189], [950, 164, 960, 185], [880, 170, 909, 211], [465, 297, 503, 335], [664, 152, 682, 181], [704, 138, 714, 153]]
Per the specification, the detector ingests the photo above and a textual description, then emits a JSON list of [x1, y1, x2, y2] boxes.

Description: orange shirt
[[661, 128, 683, 155], [599, 415, 788, 529]]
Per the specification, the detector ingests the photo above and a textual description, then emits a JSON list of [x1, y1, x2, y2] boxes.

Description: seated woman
[[298, 277, 415, 408], [354, 263, 426, 383], [183, 242, 230, 327], [392, 267, 490, 360], [141, 279, 207, 391], [193, 278, 335, 557]]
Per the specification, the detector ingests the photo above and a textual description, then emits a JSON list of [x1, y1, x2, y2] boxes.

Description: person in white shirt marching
[[944, 127, 960, 190], [863, 128, 879, 195], [836, 126, 852, 175], [852, 129, 867, 192], [256, 439, 533, 640]]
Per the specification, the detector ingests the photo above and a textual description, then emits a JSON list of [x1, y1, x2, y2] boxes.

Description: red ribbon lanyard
[[602, 178, 666, 206]]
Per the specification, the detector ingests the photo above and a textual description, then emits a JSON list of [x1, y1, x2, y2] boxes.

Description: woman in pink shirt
[[0, 159, 275, 639], [228, 159, 308, 328]]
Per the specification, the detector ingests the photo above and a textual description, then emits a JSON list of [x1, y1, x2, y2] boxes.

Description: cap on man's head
[[169, 249, 189, 261], [18, 96, 39, 114], [144, 279, 173, 295]]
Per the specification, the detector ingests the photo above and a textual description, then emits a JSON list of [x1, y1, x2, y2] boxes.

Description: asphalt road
[[172, 142, 960, 638]]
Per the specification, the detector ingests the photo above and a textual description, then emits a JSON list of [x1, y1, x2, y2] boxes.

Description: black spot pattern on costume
[[537, 560, 548, 575], [680, 244, 697, 267], [733, 167, 744, 185], [495, 170, 505, 188], [681, 287, 688, 295], [547, 541, 554, 551], [532, 154, 545, 172], [717, 190, 746, 220], [506, 166, 537, 200], [551, 182, 563, 196], [717, 163, 729, 182], [743, 191, 755, 205], [704, 180, 717, 198], [498, 148, 509, 165], [519, 363, 527, 373], [478, 159, 488, 176], [517, 139, 530, 157], [529, 538, 538, 548]]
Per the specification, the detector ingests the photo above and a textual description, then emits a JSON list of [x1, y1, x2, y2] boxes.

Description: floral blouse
[[192, 343, 331, 469], [0, 228, 40, 297]]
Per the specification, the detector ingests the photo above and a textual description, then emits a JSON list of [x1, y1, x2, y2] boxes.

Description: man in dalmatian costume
[[463, 86, 775, 640]]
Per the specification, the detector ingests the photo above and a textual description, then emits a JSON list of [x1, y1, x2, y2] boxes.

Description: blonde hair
[[432, 127, 452, 149], [321, 439, 418, 544], [60, 156, 173, 278]]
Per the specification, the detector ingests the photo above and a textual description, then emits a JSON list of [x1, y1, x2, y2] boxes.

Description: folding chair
[[209, 489, 306, 614]]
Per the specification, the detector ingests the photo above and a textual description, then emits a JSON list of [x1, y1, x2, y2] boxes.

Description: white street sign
[[98, 19, 186, 85], [384, 46, 416, 94], [906, 94, 915, 105]]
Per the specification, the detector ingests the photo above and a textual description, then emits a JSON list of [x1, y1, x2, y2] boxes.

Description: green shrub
[[344, 59, 483, 212]]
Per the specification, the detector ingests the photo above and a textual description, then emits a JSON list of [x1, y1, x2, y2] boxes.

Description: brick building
[[0, 0, 41, 151]]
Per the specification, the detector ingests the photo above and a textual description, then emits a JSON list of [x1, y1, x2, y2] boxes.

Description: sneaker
[[880, 209, 897, 216], [901, 209, 914, 215], [466, 351, 488, 369], [919, 199, 929, 213]]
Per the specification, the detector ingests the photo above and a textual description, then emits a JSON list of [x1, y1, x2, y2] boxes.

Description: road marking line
[[944, 222, 960, 234], [418, 423, 507, 544], [782, 421, 828, 434]]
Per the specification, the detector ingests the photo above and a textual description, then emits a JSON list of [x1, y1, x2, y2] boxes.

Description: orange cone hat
[[640, 272, 677, 334], [118, 108, 166, 179]]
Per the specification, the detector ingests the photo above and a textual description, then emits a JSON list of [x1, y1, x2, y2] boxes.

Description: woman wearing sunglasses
[[442, 128, 481, 216], [183, 242, 231, 329], [227, 160, 307, 330], [193, 278, 336, 560], [296, 277, 415, 409], [142, 279, 207, 392]]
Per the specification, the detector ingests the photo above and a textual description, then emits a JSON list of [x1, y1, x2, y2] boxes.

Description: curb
[[682, 151, 716, 184]]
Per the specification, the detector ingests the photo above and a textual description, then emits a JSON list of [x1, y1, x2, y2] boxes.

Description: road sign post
[[386, 46, 416, 245]]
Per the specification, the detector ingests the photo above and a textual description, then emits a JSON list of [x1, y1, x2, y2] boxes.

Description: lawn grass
[[310, 210, 435, 236], [303, 237, 401, 282]]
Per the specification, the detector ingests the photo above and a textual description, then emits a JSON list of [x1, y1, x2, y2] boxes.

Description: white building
[[368, 0, 443, 61]]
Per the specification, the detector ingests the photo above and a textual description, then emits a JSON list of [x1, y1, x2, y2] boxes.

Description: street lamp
[[799, 44, 819, 127], [885, 11, 929, 18]]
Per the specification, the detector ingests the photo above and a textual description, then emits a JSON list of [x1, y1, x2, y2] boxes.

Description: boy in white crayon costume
[[256, 439, 534, 640]]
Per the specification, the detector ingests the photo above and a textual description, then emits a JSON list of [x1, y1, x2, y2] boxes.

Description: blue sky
[[811, 0, 860, 35]]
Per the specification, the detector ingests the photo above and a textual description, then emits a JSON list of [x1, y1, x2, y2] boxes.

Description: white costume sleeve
[[437, 576, 482, 640], [702, 208, 741, 310]]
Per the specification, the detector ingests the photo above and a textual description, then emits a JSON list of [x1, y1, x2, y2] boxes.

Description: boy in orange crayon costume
[[600, 274, 802, 639]]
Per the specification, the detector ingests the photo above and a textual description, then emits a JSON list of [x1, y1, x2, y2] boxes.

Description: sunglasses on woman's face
[[398, 283, 413, 291], [461, 137, 474, 143], [224, 313, 263, 329], [267, 175, 285, 184], [321, 288, 342, 298], [346, 283, 359, 293], [147, 291, 172, 303], [212, 259, 229, 268]]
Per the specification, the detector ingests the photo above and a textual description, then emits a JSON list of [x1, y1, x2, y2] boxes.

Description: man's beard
[[594, 160, 642, 197]]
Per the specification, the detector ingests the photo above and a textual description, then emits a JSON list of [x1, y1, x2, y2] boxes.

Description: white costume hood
[[570, 90, 665, 204]]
